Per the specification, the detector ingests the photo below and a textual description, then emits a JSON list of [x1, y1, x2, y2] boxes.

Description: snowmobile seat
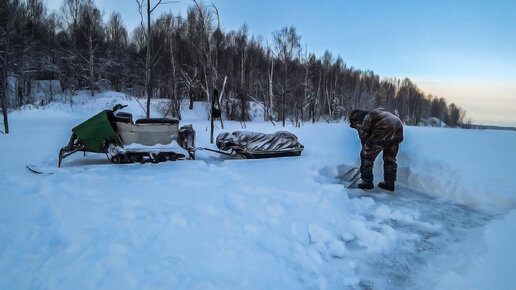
[[135, 118, 179, 125], [114, 112, 133, 123]]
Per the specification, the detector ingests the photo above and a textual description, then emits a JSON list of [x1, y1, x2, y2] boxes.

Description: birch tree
[[0, 0, 21, 134], [273, 26, 300, 127]]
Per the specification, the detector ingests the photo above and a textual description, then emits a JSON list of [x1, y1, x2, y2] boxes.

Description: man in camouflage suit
[[349, 108, 404, 191]]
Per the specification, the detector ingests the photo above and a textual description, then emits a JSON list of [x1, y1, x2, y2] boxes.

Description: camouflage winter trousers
[[360, 142, 400, 184]]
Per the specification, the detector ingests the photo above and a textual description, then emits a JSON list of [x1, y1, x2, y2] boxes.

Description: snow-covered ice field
[[1, 92, 515, 289]]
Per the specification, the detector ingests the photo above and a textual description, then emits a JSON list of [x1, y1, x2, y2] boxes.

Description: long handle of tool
[[197, 147, 235, 156]]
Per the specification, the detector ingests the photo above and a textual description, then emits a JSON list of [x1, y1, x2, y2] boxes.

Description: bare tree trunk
[[210, 89, 218, 144], [282, 62, 287, 127], [138, 0, 173, 117], [88, 34, 95, 96], [171, 54, 181, 120], [282, 91, 286, 127], [313, 72, 320, 123], [1, 1, 12, 134], [326, 88, 332, 117], [168, 30, 181, 120], [240, 49, 246, 121], [1, 52, 9, 133], [268, 59, 274, 122], [49, 80, 53, 101], [189, 91, 194, 110], [145, 0, 152, 118], [218, 76, 226, 129], [17, 78, 22, 106], [192, 0, 212, 102], [303, 58, 308, 125], [225, 92, 229, 118]]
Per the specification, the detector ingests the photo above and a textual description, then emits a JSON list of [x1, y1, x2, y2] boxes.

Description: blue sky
[[45, 0, 516, 126]]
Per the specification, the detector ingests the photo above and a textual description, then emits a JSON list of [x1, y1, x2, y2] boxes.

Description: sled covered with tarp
[[200, 131, 304, 159]]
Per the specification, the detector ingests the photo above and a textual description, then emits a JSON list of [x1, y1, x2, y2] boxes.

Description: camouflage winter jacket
[[355, 108, 404, 146]]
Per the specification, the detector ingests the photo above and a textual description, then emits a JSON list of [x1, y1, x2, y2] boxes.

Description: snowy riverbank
[[1, 91, 515, 289]]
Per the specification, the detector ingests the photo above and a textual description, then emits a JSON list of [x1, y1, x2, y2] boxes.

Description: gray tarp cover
[[216, 131, 304, 153]]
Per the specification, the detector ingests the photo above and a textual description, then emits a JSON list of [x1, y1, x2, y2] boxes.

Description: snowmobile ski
[[26, 164, 54, 175]]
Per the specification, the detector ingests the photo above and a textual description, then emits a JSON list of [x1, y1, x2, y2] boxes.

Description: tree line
[[0, 0, 466, 134]]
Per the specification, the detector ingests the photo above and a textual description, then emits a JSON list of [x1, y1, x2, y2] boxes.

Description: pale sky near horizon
[[45, 0, 516, 126]]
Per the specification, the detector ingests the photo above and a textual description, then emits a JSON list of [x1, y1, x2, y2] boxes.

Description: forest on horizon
[[1, 0, 467, 131]]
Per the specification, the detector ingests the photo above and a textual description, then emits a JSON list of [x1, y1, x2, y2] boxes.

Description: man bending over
[[349, 108, 404, 191]]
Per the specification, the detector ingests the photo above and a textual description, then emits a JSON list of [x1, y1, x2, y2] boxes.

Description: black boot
[[378, 181, 395, 192], [357, 181, 374, 190]]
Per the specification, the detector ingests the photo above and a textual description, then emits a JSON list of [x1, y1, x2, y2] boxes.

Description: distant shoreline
[[468, 124, 516, 132]]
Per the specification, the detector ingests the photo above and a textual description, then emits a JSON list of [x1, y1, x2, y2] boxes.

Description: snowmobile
[[58, 104, 196, 167]]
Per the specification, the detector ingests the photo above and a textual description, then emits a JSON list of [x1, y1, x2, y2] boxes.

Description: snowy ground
[[1, 91, 515, 289]]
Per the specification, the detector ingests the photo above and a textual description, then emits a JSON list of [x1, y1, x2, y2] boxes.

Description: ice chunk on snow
[[348, 219, 396, 254], [328, 240, 346, 258], [308, 223, 333, 244]]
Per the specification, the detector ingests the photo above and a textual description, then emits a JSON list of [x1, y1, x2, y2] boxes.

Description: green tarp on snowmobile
[[71, 110, 120, 153]]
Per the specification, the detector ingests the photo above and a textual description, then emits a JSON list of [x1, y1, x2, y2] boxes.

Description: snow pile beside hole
[[392, 126, 516, 215]]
